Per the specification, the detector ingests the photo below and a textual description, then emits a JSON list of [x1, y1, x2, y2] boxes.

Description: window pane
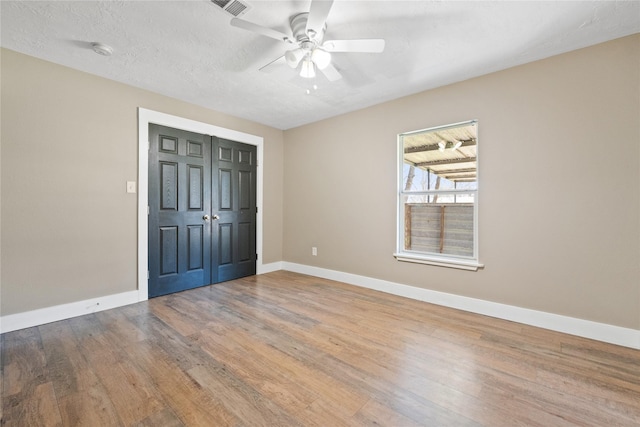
[[404, 165, 476, 191], [402, 122, 477, 192], [403, 194, 475, 257]]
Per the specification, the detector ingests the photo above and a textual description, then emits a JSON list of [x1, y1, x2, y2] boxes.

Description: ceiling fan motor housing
[[290, 13, 325, 44], [285, 12, 332, 72]]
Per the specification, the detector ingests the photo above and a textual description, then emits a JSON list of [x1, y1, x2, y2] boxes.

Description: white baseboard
[[0, 291, 140, 334], [0, 261, 285, 334], [258, 261, 283, 275], [0, 262, 283, 334], [282, 262, 640, 350]]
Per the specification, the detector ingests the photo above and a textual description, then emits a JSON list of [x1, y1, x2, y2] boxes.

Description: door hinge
[[147, 206, 150, 215], [147, 270, 150, 280]]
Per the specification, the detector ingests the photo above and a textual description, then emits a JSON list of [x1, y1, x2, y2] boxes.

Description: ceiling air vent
[[210, 0, 251, 17]]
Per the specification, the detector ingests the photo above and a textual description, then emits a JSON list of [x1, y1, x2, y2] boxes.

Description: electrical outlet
[[312, 247, 317, 256]]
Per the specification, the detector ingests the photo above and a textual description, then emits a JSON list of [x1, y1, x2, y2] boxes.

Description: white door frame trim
[[137, 108, 264, 301]]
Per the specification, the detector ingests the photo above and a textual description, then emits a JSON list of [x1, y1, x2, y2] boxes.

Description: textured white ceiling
[[2, 1, 639, 130]]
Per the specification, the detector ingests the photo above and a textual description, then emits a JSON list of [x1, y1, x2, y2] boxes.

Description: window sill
[[394, 252, 484, 271]]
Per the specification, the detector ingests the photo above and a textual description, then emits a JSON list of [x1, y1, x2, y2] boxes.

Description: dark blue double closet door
[[148, 124, 256, 298]]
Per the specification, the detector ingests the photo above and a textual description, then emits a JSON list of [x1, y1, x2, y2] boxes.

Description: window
[[395, 120, 482, 270]]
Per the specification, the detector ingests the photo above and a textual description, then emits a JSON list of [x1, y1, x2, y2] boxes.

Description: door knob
[[203, 215, 210, 221], [213, 215, 220, 220]]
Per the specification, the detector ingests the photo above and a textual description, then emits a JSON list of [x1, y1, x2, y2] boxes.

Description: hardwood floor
[[2, 270, 639, 426]]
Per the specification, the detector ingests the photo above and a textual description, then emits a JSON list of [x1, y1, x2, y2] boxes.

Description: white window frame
[[394, 120, 483, 271]]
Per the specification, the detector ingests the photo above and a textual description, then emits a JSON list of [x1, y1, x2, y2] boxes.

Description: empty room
[[1, 1, 639, 426]]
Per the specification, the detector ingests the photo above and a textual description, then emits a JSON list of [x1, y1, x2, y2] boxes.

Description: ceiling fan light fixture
[[285, 48, 305, 68], [300, 58, 316, 78], [311, 48, 331, 70]]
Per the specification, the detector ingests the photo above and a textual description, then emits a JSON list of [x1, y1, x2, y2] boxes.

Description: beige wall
[[1, 48, 284, 315], [283, 34, 640, 330], [2, 34, 639, 331]]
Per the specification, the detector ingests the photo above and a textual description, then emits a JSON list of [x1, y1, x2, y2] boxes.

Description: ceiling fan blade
[[230, 18, 292, 43], [319, 62, 342, 82], [323, 39, 386, 53], [258, 55, 286, 73], [306, 0, 334, 36]]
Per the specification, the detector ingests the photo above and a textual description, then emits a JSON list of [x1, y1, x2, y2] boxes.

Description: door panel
[[239, 170, 252, 209], [218, 223, 233, 266], [238, 222, 251, 261], [219, 169, 232, 209], [160, 226, 178, 275], [187, 225, 204, 270], [149, 125, 212, 297], [160, 162, 178, 210], [188, 165, 204, 210]]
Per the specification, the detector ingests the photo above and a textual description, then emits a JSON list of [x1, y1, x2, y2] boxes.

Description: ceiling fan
[[229, 0, 385, 81]]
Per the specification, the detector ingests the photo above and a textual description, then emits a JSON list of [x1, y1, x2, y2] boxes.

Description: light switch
[[126, 181, 136, 194]]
